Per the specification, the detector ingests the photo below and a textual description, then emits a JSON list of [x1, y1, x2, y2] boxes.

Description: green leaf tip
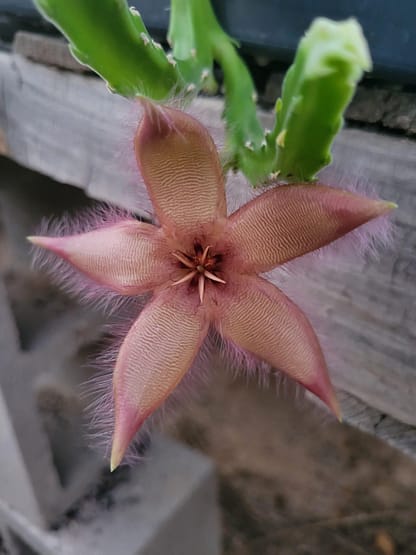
[[269, 17, 372, 183], [301, 18, 372, 79]]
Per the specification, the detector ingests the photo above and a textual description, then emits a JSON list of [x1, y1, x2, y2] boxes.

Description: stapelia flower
[[29, 102, 395, 470]]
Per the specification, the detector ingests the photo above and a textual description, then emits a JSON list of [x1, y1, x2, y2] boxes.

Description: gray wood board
[[0, 52, 415, 454]]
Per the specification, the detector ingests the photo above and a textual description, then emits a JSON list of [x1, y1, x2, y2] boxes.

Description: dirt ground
[[165, 369, 416, 555]]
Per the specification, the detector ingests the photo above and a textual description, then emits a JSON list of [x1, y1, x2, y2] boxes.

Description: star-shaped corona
[[171, 243, 226, 303], [28, 101, 395, 470]]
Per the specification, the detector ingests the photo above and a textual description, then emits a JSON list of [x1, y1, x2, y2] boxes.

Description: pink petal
[[135, 101, 226, 234], [28, 221, 171, 295], [227, 183, 396, 273], [214, 275, 340, 417], [111, 290, 208, 469]]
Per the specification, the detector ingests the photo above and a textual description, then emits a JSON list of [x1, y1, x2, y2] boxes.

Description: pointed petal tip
[[316, 377, 342, 422], [138, 98, 173, 136], [110, 447, 123, 473], [27, 235, 58, 249], [26, 235, 70, 259], [309, 370, 342, 422], [311, 383, 342, 421], [328, 390, 342, 422], [138, 97, 155, 118], [383, 201, 398, 211], [139, 97, 158, 113], [110, 408, 139, 474], [371, 199, 398, 216], [27, 235, 44, 246], [110, 426, 131, 472]]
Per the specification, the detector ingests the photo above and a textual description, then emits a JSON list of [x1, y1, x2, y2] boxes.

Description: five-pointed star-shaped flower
[[29, 102, 393, 469]]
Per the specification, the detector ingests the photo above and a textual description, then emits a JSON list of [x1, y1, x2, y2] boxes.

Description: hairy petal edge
[[213, 275, 340, 417], [111, 289, 208, 470], [28, 221, 172, 295], [227, 183, 396, 273], [135, 101, 226, 235]]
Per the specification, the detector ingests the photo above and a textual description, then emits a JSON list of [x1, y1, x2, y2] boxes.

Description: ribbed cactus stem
[[34, 0, 372, 186], [271, 18, 372, 181], [35, 0, 184, 99], [169, 0, 266, 181]]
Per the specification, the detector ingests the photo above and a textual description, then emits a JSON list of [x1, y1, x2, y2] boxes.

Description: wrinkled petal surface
[[214, 275, 340, 416], [135, 101, 226, 234], [227, 184, 394, 273], [29, 221, 171, 295], [111, 289, 208, 469]]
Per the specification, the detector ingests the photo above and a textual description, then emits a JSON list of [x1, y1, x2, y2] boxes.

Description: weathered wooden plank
[[12, 31, 87, 73], [337, 392, 416, 459], [0, 51, 415, 450], [307, 131, 416, 427], [0, 52, 145, 211]]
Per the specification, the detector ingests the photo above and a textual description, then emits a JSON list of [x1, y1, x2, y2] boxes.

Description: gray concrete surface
[[0, 276, 105, 527], [0, 436, 221, 555], [0, 160, 106, 526]]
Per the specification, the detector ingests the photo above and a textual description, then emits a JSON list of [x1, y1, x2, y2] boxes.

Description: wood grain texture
[[13, 31, 87, 73], [337, 392, 416, 459], [0, 50, 415, 453]]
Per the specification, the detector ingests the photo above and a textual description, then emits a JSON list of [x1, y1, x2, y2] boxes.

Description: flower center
[[171, 242, 226, 303]]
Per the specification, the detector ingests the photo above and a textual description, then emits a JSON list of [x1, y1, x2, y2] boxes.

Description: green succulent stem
[[169, 6, 371, 185], [168, 0, 220, 93], [169, 0, 265, 181], [34, 0, 371, 186], [220, 17, 372, 185], [270, 18, 372, 182], [34, 0, 183, 99]]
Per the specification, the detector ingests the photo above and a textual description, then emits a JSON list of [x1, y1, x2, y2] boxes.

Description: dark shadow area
[[8, 533, 39, 555]]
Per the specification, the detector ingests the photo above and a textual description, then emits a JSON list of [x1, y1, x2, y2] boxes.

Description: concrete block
[[0, 278, 105, 527], [0, 159, 106, 527], [0, 436, 221, 555]]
